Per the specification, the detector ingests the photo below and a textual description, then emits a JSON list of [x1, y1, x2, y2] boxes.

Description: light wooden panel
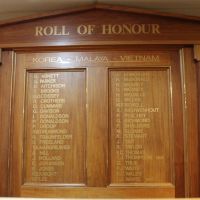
[[10, 49, 185, 198], [109, 68, 173, 186], [23, 70, 86, 185], [86, 67, 108, 186], [21, 186, 174, 198]]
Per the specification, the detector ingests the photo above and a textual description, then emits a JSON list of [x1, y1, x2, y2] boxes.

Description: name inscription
[[25, 70, 86, 184], [35, 24, 160, 36], [110, 70, 171, 184]]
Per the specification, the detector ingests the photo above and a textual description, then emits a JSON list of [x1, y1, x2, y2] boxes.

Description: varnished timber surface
[[2, 3, 200, 27], [0, 198, 200, 200], [180, 48, 199, 197], [8, 48, 188, 197], [0, 3, 199, 198], [0, 51, 13, 196], [194, 45, 200, 61], [0, 6, 200, 47], [197, 61, 200, 199]]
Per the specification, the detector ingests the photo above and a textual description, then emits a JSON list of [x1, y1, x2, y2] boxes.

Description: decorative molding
[[0, 49, 2, 65], [194, 45, 200, 62], [1, 3, 200, 27]]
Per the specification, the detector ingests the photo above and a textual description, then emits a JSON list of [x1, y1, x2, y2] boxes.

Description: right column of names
[[110, 70, 172, 185]]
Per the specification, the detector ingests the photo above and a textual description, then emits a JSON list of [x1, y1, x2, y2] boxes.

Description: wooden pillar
[[180, 47, 200, 197], [0, 49, 2, 65], [194, 45, 200, 62], [194, 44, 200, 197], [0, 50, 14, 196]]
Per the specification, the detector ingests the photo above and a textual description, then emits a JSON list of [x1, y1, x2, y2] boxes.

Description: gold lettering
[[88, 24, 96, 34], [112, 24, 122, 34], [43, 26, 54, 36], [33, 57, 64, 63], [102, 24, 161, 35], [35, 26, 43, 36], [77, 24, 87, 34], [54, 25, 70, 36], [40, 89, 60, 94], [132, 24, 142, 34], [35, 26, 70, 36], [35, 24, 161, 37], [102, 24, 112, 34], [122, 24, 132, 34], [152, 24, 160, 34], [77, 24, 95, 35], [141, 24, 151, 34], [120, 55, 160, 62]]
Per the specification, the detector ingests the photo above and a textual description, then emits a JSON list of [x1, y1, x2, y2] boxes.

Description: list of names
[[111, 71, 160, 183], [28, 72, 72, 183]]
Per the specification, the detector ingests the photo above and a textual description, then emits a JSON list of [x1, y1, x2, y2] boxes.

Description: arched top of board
[[0, 4, 200, 47], [1, 3, 200, 27]]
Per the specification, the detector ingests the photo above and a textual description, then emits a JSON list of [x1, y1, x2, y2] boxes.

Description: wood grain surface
[[0, 7, 200, 47], [7, 48, 190, 197], [180, 48, 199, 197], [0, 51, 13, 196], [0, 5, 199, 198]]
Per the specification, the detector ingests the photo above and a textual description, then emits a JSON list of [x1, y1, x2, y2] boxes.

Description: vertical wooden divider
[[0, 51, 14, 196], [180, 47, 200, 197], [198, 61, 200, 197], [195, 45, 200, 197], [87, 67, 108, 186]]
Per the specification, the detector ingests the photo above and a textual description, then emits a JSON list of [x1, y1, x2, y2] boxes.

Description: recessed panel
[[24, 70, 86, 185], [109, 69, 172, 185]]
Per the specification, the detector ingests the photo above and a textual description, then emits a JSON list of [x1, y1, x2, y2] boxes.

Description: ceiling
[[0, 0, 200, 22]]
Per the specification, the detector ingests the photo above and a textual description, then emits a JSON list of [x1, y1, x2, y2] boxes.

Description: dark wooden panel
[[197, 62, 200, 196], [169, 51, 185, 197], [0, 51, 13, 196], [109, 68, 173, 186], [198, 62, 200, 196], [180, 48, 199, 197]]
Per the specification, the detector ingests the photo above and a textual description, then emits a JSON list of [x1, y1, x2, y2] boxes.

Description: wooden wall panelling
[[10, 54, 88, 195], [10, 50, 177, 198], [0, 50, 14, 196], [10, 53, 25, 197], [108, 68, 173, 186], [2, 3, 200, 27], [87, 67, 108, 186], [0, 6, 200, 47], [9, 52, 109, 196], [180, 48, 200, 197], [0, 49, 2, 64], [168, 50, 185, 197], [194, 45, 200, 62], [197, 60, 200, 196], [0, 3, 200, 198], [24, 70, 87, 185], [196, 44, 200, 197]]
